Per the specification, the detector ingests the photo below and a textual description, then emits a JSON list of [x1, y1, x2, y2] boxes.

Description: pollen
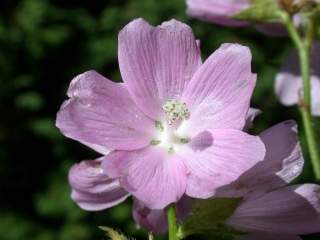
[[162, 100, 190, 125]]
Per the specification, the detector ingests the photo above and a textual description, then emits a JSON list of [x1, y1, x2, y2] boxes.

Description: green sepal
[[234, 0, 283, 22], [178, 198, 243, 239]]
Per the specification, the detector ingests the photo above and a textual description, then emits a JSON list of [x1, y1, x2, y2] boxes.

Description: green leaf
[[234, 0, 283, 22], [178, 198, 242, 239]]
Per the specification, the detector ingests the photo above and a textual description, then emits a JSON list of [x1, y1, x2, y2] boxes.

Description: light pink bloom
[[275, 42, 320, 116], [57, 18, 265, 209], [186, 0, 250, 27], [186, 0, 301, 37], [129, 121, 320, 238]]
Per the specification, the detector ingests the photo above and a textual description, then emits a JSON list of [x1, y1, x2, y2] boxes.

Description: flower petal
[[227, 184, 320, 235], [102, 147, 187, 209], [56, 70, 154, 152], [68, 158, 130, 211], [181, 44, 256, 135], [244, 107, 261, 131], [311, 76, 320, 116], [275, 49, 303, 106], [275, 42, 320, 116], [216, 120, 303, 198], [118, 18, 201, 119], [181, 129, 265, 198], [186, 0, 250, 27]]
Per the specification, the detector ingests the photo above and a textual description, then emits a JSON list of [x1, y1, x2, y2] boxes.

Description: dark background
[[0, 0, 318, 239]]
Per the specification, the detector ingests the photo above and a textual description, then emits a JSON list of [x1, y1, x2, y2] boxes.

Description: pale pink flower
[[56, 18, 265, 209], [131, 121, 320, 238], [186, 0, 250, 27], [186, 0, 301, 37], [275, 42, 320, 116]]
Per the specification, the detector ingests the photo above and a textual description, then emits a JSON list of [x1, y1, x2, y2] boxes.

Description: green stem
[[282, 12, 320, 180], [299, 44, 320, 179], [148, 232, 154, 240], [167, 204, 179, 240]]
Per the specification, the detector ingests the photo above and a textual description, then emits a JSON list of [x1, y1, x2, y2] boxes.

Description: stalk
[[281, 12, 320, 179], [167, 204, 179, 240]]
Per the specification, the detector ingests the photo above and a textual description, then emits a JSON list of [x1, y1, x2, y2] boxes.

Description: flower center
[[162, 100, 190, 126], [150, 100, 190, 153]]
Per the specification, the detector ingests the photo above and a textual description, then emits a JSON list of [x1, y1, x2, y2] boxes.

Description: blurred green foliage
[[0, 0, 319, 239]]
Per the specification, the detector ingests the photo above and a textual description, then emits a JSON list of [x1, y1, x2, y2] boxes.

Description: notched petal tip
[[159, 18, 193, 31], [119, 18, 196, 41], [220, 43, 250, 52], [67, 70, 104, 98], [118, 18, 152, 39], [220, 43, 253, 66]]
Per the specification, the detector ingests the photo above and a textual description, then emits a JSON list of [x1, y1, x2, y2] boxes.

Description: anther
[[162, 100, 190, 125]]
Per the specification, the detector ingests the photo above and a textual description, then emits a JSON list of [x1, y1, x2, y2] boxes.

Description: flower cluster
[[56, 18, 320, 239]]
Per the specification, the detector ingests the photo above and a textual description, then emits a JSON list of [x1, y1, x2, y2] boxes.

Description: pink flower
[[275, 42, 320, 116], [56, 18, 265, 209], [186, 0, 250, 27], [186, 0, 301, 37], [128, 121, 320, 238]]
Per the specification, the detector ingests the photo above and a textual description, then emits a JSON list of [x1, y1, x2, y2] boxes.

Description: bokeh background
[[0, 0, 319, 239]]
